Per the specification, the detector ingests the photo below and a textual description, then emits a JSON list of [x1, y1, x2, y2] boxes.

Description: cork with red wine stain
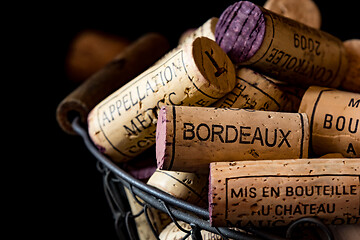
[[215, 1, 265, 64], [156, 105, 309, 174], [215, 1, 348, 88]]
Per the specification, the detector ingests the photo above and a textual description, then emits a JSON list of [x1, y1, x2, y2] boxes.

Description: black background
[[12, 1, 358, 239]]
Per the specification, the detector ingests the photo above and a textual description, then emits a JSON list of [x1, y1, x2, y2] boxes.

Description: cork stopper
[[209, 158, 360, 227], [147, 169, 208, 208], [341, 39, 360, 93], [298, 86, 360, 157], [263, 0, 321, 29], [57, 33, 170, 135], [159, 221, 225, 239], [178, 17, 218, 45], [156, 107, 168, 170], [156, 105, 309, 174], [87, 37, 235, 162], [215, 1, 266, 64], [66, 30, 131, 82], [192, 37, 236, 95]]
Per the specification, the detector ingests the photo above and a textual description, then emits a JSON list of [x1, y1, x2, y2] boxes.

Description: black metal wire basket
[[71, 116, 334, 240]]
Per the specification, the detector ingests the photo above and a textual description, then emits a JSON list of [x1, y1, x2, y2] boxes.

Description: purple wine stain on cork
[[215, 1, 266, 64], [125, 165, 157, 180], [156, 107, 167, 169], [95, 144, 106, 153]]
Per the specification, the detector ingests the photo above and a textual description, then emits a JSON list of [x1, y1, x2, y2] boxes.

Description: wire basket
[[71, 116, 334, 240]]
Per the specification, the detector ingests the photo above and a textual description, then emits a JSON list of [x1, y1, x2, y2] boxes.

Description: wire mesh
[[71, 116, 334, 240]]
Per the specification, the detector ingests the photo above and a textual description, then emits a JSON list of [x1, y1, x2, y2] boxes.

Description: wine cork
[[341, 39, 360, 93], [209, 158, 360, 227], [329, 225, 360, 240], [215, 1, 348, 88], [57, 33, 170, 135], [263, 0, 321, 29], [178, 29, 196, 44], [159, 221, 225, 240], [156, 105, 309, 174], [88, 37, 236, 162], [298, 86, 360, 157], [320, 153, 344, 158], [147, 169, 208, 208], [124, 187, 171, 240], [212, 67, 304, 112], [178, 17, 218, 45], [66, 30, 131, 82]]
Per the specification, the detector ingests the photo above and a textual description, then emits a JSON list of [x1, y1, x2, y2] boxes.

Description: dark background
[[14, 1, 358, 239]]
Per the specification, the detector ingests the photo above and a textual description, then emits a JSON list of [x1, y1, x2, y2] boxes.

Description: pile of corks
[[58, 0, 359, 239]]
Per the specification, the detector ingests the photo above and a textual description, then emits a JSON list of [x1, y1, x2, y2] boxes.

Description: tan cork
[[209, 158, 360, 227], [57, 33, 170, 135], [237, 5, 348, 88], [298, 86, 359, 157], [263, 0, 321, 29], [156, 105, 309, 174], [147, 169, 208, 208], [341, 39, 360, 93], [212, 68, 304, 112], [159, 221, 226, 240], [124, 188, 171, 240], [87, 37, 236, 162], [178, 17, 218, 45]]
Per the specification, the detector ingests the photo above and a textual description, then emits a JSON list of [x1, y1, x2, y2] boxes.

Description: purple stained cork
[[156, 107, 167, 170], [215, 1, 266, 64]]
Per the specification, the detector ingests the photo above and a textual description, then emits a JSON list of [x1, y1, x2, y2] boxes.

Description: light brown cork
[[66, 30, 131, 82], [341, 39, 360, 93], [320, 153, 344, 158], [87, 37, 236, 162], [57, 33, 170, 135], [212, 68, 305, 112], [147, 170, 208, 208], [236, 5, 348, 88], [156, 105, 309, 174], [209, 158, 360, 227], [329, 225, 360, 240], [298, 86, 359, 157], [263, 0, 321, 29], [124, 188, 171, 240], [178, 17, 218, 45], [159, 221, 225, 240]]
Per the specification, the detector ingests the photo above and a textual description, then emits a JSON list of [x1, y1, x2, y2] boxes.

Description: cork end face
[[215, 1, 266, 64], [56, 99, 88, 135], [192, 37, 236, 95], [156, 107, 168, 170]]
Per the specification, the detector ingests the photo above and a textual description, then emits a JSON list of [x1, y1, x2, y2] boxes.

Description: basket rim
[[71, 116, 334, 240]]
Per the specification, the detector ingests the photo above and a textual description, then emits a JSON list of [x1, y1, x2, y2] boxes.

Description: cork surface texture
[[156, 105, 309, 173], [87, 37, 236, 163], [212, 67, 304, 112], [298, 86, 359, 157], [209, 159, 360, 227], [215, 1, 348, 88]]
